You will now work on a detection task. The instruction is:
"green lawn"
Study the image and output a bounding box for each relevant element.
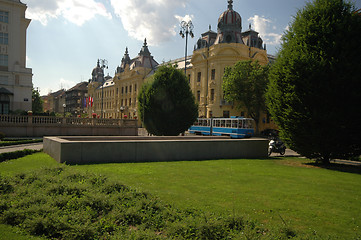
[1,153,360,239]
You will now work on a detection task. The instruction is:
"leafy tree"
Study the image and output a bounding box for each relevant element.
[32,88,43,114]
[138,65,198,136]
[266,0,361,164]
[223,60,269,133]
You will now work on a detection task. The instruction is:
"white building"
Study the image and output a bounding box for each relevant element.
[0,0,32,114]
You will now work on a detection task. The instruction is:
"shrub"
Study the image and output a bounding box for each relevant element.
[0,149,42,163]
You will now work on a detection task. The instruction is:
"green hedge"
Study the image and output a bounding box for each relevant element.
[0,139,43,147]
[0,149,42,163]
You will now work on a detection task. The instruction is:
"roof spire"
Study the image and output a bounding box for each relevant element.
[228,0,233,10]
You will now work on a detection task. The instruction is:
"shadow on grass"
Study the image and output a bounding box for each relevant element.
[305,162,361,175]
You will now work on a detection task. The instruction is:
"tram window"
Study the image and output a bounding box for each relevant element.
[231,120,238,128]
[226,120,231,128]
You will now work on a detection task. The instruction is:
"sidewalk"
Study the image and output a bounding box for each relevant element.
[0,143,43,154]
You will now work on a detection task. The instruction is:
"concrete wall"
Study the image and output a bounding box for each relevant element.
[44,136,269,164]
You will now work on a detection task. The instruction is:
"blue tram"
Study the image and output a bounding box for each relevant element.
[188,117,255,138]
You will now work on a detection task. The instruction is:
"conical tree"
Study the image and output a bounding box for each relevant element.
[266,0,361,163]
[138,65,198,136]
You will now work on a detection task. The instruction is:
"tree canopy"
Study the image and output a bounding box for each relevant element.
[223,60,269,133]
[138,65,198,136]
[266,0,361,163]
[32,88,43,114]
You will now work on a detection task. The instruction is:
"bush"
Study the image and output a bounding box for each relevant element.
[0,149,42,163]
[0,132,5,141]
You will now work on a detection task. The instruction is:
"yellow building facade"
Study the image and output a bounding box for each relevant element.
[189,0,276,132]
[87,0,276,132]
[87,40,158,119]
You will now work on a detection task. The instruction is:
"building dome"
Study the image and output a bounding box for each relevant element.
[91,59,104,82]
[215,0,243,44]
[218,3,241,28]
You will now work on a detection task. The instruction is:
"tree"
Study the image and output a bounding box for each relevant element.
[138,65,198,136]
[32,88,43,114]
[222,60,269,133]
[266,0,361,164]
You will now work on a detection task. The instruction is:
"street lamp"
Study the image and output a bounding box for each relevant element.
[120,106,125,119]
[99,59,108,119]
[179,20,194,75]
[63,103,66,118]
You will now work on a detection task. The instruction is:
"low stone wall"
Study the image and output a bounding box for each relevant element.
[44,136,269,164]
[0,115,138,137]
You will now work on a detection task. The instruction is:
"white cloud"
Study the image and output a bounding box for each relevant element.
[248,15,283,45]
[25,0,111,26]
[110,0,190,45]
[59,78,76,90]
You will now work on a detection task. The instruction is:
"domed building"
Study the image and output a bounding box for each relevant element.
[87,39,158,119]
[189,0,275,131]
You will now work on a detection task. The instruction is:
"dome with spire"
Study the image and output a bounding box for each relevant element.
[91,59,104,82]
[218,0,242,28]
[215,0,243,44]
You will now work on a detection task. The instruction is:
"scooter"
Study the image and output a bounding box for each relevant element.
[268,137,286,156]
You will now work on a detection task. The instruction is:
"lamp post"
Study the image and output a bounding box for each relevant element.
[99,59,108,118]
[63,103,66,118]
[120,106,124,119]
[179,20,194,75]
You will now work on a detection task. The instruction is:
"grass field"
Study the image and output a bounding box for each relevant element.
[1,153,360,239]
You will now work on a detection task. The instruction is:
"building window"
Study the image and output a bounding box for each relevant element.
[0,54,8,67]
[211,69,215,80]
[125,99,127,106]
[134,84,137,92]
[0,33,8,45]
[121,99,123,106]
[121,87,124,94]
[125,86,128,93]
[188,74,191,83]
[129,85,132,93]
[0,75,8,84]
[129,98,132,106]
[0,11,9,23]
[208,111,213,118]
[197,90,200,102]
[197,72,201,82]
[223,111,230,118]
[210,89,214,101]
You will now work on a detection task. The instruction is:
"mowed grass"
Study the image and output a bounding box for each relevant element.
[1,153,360,239]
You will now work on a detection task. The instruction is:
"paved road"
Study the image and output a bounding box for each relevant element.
[0,143,43,154]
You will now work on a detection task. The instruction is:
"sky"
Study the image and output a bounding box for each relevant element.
[22,0,361,96]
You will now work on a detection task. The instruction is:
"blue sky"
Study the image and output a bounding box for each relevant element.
[22,0,361,95]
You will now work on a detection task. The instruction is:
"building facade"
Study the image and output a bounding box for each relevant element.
[42,89,66,114]
[0,0,32,114]
[65,82,88,117]
[188,0,276,131]
[87,39,158,119]
[86,0,276,132]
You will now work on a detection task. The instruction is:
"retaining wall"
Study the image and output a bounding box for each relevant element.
[44,136,269,164]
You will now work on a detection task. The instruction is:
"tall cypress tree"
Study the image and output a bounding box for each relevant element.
[138,65,198,136]
[266,0,361,163]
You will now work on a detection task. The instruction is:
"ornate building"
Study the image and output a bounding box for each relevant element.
[0,0,32,114]
[189,0,275,131]
[87,0,276,131]
[87,39,158,119]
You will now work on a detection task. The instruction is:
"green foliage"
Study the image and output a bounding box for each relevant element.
[138,65,198,136]
[0,139,43,147]
[0,149,42,163]
[0,166,279,239]
[32,88,43,115]
[223,60,269,133]
[266,0,361,163]
[0,132,4,141]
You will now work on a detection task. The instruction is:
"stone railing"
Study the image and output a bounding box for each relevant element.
[0,115,136,127]
[0,115,138,137]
